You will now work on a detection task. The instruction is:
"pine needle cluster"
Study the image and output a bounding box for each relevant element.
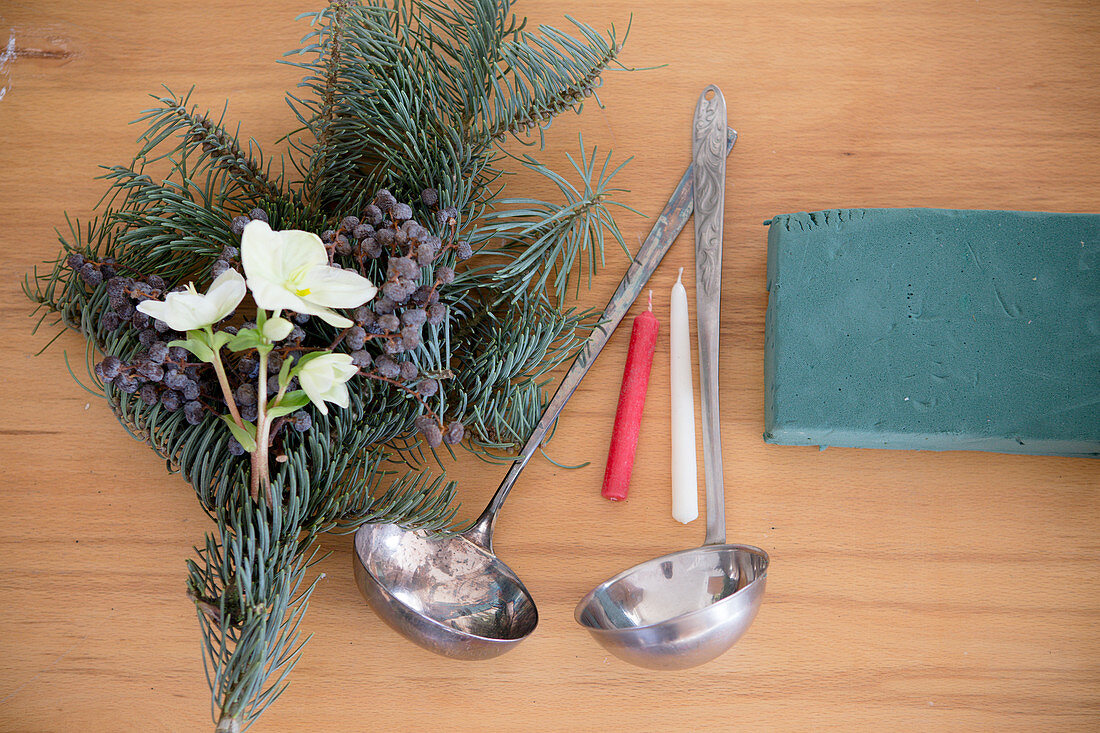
[24,1,633,729]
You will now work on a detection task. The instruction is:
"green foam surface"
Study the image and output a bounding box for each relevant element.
[764,208,1100,457]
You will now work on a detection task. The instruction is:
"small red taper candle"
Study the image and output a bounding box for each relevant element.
[601,292,660,501]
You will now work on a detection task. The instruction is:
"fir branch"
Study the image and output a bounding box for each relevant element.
[26,2,638,729]
[474,138,638,302]
[132,87,284,203]
[482,16,627,142]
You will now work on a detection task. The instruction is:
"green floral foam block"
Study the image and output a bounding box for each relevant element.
[764,208,1099,457]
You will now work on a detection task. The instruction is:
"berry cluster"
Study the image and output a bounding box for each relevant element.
[66,188,468,453]
[323,188,467,448]
[93,346,210,425]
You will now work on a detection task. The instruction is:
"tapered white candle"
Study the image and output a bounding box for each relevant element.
[670,268,699,524]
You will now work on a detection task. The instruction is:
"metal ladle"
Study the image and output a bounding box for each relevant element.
[574,86,769,670]
[353,130,737,659]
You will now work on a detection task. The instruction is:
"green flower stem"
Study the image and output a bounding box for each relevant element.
[206,327,244,430]
[249,310,276,506]
[252,350,272,505]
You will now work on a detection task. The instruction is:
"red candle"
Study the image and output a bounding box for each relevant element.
[602,293,660,501]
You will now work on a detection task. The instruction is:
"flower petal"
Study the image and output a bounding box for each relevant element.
[277,229,328,270]
[299,267,378,309]
[297,352,356,414]
[205,269,247,323]
[240,220,281,283]
[137,285,220,331]
[262,316,294,342]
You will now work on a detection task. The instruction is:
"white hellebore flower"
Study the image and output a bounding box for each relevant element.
[297,353,359,415]
[136,269,246,332]
[241,220,377,328]
[262,316,294,343]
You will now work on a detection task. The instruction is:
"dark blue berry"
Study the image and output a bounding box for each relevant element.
[181,380,201,401]
[100,356,122,379]
[375,355,400,379]
[346,326,367,351]
[100,312,123,331]
[160,390,182,411]
[291,411,312,432]
[363,204,383,226]
[165,371,189,391]
[184,400,204,425]
[148,342,169,364]
[116,373,139,394]
[400,308,426,327]
[139,384,160,405]
[426,304,446,325]
[388,257,419,280]
[353,306,374,326]
[234,383,257,406]
[377,314,400,332]
[400,324,422,349]
[137,361,164,382]
[415,416,442,447]
[79,263,103,287]
[374,190,396,213]
[443,421,465,445]
[139,329,158,348]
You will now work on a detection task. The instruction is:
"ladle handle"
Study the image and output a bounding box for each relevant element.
[692,85,728,547]
[464,128,739,551]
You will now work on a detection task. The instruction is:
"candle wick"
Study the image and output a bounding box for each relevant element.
[677,267,683,285]
[647,290,653,311]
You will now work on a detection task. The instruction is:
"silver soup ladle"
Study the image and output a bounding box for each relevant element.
[574,85,769,670]
[353,129,737,660]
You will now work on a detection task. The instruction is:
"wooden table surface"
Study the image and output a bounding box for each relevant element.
[2,1,1098,731]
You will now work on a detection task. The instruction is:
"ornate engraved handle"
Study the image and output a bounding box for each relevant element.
[692,84,728,547]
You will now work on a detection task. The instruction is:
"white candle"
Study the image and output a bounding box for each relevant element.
[670,268,699,524]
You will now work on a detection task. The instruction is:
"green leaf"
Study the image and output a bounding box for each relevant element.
[227,328,265,353]
[219,414,257,452]
[266,390,311,419]
[210,330,233,351]
[170,337,214,363]
[276,352,294,388]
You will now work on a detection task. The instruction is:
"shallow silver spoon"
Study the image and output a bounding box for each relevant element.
[354,129,738,660]
[574,85,768,670]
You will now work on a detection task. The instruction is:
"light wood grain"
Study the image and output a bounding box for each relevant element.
[2,1,1099,731]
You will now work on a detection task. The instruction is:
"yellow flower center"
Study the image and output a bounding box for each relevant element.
[287,263,314,299]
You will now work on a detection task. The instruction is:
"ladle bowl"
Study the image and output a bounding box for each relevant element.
[574,543,768,670]
[354,522,537,659]
[352,129,737,659]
